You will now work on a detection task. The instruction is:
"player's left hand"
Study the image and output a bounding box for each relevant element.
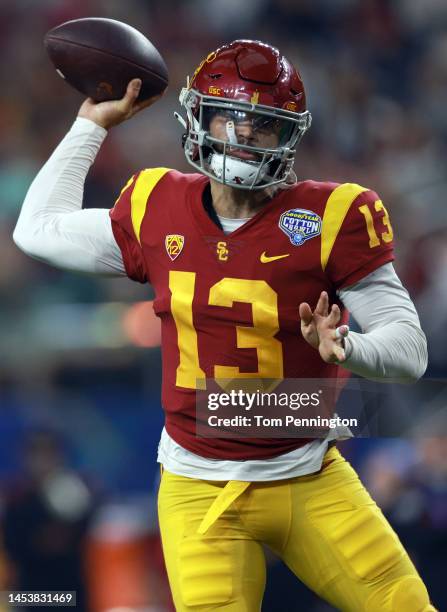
[299,291,349,364]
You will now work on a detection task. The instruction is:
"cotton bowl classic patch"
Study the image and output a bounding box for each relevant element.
[279,209,322,246]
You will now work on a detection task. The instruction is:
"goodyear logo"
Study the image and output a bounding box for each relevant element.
[279,209,321,246]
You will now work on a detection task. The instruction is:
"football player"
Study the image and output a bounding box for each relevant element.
[14,41,435,611]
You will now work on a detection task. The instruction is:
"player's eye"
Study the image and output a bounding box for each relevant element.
[203,107,295,145]
[203,109,232,128]
[252,117,278,132]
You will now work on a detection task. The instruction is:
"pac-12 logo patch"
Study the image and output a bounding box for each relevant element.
[279,209,322,246]
[165,234,184,261]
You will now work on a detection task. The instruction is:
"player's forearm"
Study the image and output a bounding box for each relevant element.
[14,117,106,240]
[342,321,427,383]
[338,263,428,383]
[12,118,126,275]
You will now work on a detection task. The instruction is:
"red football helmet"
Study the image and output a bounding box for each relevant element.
[176,40,312,190]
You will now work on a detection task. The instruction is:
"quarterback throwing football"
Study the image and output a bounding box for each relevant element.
[14,41,435,611]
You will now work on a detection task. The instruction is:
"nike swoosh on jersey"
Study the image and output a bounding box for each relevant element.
[260,252,290,263]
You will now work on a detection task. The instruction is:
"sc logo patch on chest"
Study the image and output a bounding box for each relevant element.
[279,209,322,246]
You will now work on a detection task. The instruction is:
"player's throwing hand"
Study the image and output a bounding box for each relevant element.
[299,291,349,364]
[78,78,164,130]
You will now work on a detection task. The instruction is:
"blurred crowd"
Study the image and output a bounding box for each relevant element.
[0,0,446,610]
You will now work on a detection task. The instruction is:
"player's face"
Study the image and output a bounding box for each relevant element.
[208,110,284,161]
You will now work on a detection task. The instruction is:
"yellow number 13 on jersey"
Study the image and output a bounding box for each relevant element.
[169,271,284,389]
[358,199,393,248]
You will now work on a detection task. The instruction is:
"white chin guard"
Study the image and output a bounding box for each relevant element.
[209,153,268,187]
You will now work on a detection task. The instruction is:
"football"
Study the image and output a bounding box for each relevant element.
[44,17,168,102]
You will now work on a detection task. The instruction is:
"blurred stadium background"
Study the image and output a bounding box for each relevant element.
[0,0,446,610]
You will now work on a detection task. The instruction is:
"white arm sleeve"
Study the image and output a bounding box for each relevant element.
[338,263,428,383]
[13,117,126,275]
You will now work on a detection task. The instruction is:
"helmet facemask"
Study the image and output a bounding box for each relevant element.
[177,87,312,190]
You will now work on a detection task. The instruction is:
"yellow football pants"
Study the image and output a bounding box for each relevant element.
[158,446,436,611]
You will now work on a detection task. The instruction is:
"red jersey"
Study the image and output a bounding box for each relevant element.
[110,169,394,459]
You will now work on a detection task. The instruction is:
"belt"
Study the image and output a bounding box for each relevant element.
[197,443,338,535]
[198,480,251,535]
